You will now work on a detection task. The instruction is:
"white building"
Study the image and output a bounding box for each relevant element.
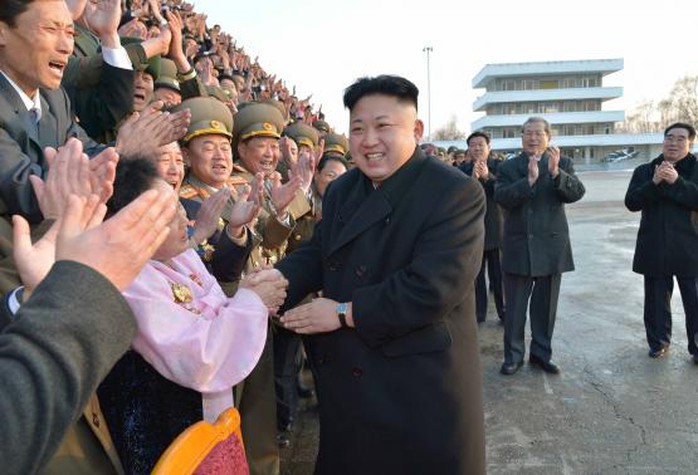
[438,58,669,164]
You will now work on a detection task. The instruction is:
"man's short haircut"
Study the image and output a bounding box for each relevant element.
[522,116,551,136]
[106,157,160,217]
[343,75,419,112]
[664,122,696,141]
[466,131,491,146]
[0,0,32,27]
[318,154,349,172]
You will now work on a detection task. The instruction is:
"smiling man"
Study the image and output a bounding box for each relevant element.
[276,75,486,474]
[0,0,102,223]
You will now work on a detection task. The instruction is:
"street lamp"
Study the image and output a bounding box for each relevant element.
[422,46,433,141]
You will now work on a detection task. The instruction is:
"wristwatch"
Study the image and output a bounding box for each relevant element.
[336,302,349,328]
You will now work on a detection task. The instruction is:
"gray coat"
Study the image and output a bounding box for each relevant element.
[0,74,100,223]
[277,149,487,475]
[495,152,585,276]
[0,261,136,475]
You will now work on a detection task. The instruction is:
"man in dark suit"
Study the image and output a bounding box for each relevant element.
[1,177,177,475]
[276,75,486,474]
[495,116,585,375]
[460,131,505,323]
[625,122,698,362]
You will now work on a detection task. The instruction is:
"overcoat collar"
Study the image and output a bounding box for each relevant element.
[328,147,427,256]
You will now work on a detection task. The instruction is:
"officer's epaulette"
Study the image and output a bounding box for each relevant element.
[179,184,200,199]
[227,175,249,187]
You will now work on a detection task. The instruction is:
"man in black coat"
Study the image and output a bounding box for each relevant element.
[460,131,505,323]
[276,75,486,474]
[625,122,698,362]
[495,116,585,375]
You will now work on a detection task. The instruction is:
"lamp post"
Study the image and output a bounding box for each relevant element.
[422,46,433,141]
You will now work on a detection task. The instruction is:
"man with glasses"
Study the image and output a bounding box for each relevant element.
[625,122,698,362]
[495,117,586,376]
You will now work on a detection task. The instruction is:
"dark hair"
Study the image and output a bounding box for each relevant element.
[343,75,419,111]
[106,157,160,217]
[664,122,696,141]
[0,0,32,27]
[466,131,491,146]
[318,154,349,172]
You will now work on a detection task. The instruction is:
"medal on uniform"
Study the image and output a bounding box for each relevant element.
[171,282,193,303]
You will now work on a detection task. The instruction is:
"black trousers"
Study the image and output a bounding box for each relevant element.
[273,326,302,430]
[643,275,698,356]
[502,273,561,364]
[475,248,505,322]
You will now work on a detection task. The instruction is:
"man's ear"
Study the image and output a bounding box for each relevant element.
[0,22,9,47]
[181,146,191,167]
[414,119,425,142]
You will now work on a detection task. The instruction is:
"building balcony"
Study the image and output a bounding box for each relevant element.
[471,110,625,131]
[473,87,623,111]
[472,58,624,89]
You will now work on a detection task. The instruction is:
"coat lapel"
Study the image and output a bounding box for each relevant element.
[327,148,428,256]
[328,174,390,256]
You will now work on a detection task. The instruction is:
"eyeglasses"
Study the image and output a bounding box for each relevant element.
[522,131,547,139]
[664,134,689,144]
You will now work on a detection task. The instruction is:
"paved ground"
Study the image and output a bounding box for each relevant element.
[280,169,698,474]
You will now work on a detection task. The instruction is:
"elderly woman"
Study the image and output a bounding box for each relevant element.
[98,158,286,474]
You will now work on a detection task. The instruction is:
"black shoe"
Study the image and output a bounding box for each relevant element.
[276,433,291,449]
[500,361,523,375]
[648,346,669,358]
[529,355,560,374]
[692,354,698,365]
[298,385,315,399]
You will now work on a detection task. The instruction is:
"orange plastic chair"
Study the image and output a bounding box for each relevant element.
[151,407,248,475]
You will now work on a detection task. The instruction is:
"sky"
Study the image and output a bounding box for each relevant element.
[194,0,698,138]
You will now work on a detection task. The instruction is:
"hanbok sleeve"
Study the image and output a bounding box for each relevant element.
[123,253,268,392]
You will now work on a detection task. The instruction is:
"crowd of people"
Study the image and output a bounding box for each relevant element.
[1,0,697,474]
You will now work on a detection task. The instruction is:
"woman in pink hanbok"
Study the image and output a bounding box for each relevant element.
[97,159,287,474]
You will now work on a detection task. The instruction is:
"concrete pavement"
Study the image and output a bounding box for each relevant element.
[281,170,698,474]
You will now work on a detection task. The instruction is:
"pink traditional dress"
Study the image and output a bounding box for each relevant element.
[97,248,268,473]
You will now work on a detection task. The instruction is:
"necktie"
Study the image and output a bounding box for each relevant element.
[28,108,39,137]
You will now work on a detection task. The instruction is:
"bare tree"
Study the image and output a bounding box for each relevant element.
[432,116,466,141]
[621,75,698,131]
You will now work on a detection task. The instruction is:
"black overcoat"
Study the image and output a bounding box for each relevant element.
[625,153,698,277]
[495,152,585,277]
[460,158,503,250]
[277,148,486,474]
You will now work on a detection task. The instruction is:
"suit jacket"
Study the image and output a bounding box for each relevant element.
[0,74,100,223]
[0,261,136,475]
[625,153,698,277]
[495,152,585,277]
[276,149,487,474]
[460,158,503,250]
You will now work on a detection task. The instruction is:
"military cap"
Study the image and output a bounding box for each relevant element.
[283,122,319,150]
[205,85,231,103]
[172,96,233,144]
[312,119,330,134]
[154,58,180,92]
[447,145,459,154]
[120,37,160,80]
[261,99,289,122]
[323,133,349,156]
[232,102,285,144]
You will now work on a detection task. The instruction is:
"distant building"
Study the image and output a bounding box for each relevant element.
[437,58,670,164]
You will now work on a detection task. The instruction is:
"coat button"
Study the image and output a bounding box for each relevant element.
[355,265,367,277]
[328,261,339,271]
[317,357,327,366]
[352,367,363,377]
[294,234,302,241]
